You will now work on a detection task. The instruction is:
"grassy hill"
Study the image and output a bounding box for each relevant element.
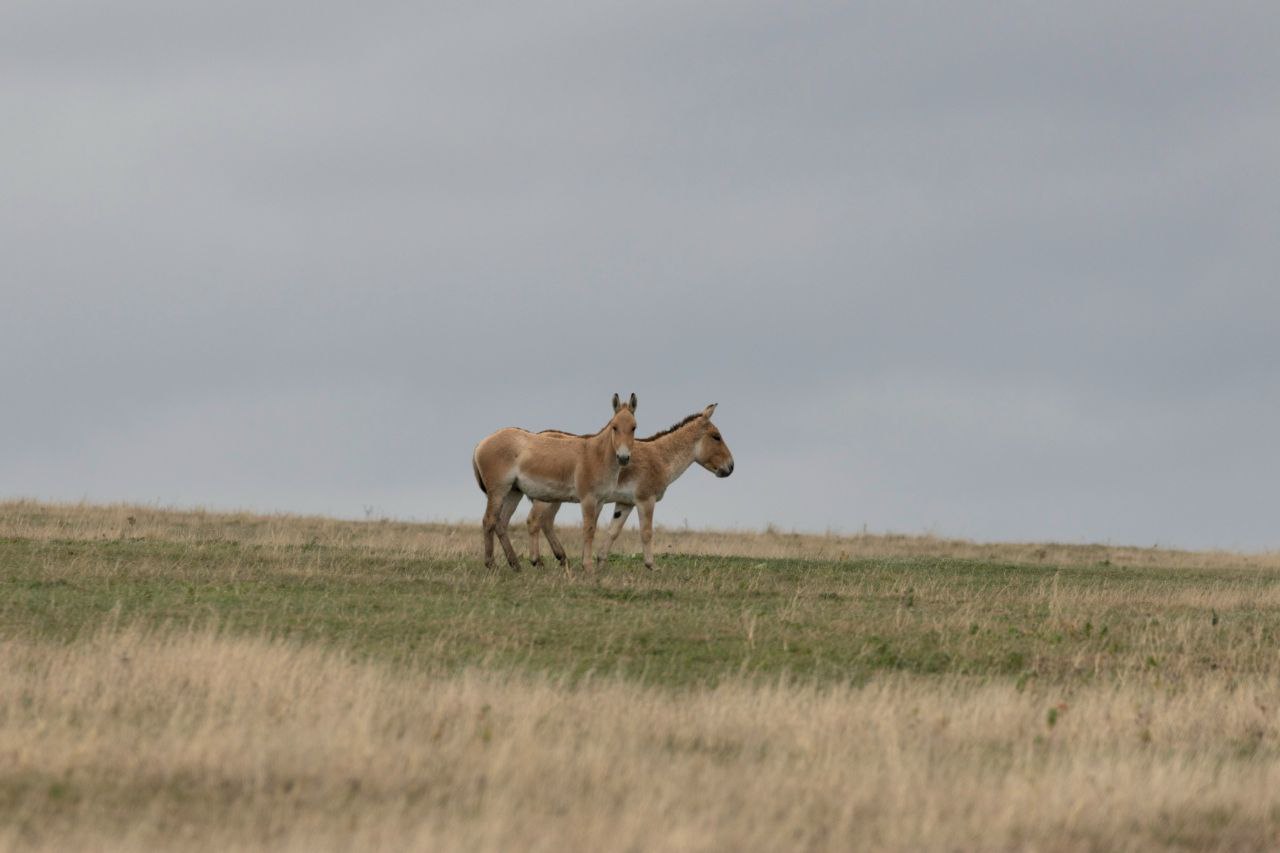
[3,501,1279,850]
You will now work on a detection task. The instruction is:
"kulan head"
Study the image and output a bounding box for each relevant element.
[693,403,734,477]
[609,392,638,465]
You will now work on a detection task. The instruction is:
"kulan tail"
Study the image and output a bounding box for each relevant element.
[472,451,487,494]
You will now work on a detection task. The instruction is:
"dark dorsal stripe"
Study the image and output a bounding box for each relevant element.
[638,412,703,443]
[537,427,604,438]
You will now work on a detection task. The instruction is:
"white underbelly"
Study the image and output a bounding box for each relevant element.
[516,474,576,502]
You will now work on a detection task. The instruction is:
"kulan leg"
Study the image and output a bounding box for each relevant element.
[580,497,601,575]
[637,498,657,570]
[526,502,546,567]
[539,501,568,567]
[598,503,634,564]
[494,490,524,570]
[482,489,511,569]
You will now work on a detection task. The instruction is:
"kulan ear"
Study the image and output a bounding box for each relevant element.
[612,393,621,413]
[702,403,717,418]
[628,392,638,412]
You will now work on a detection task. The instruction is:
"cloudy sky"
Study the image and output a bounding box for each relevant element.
[5,2,1279,549]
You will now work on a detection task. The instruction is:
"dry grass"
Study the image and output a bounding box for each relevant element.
[2,626,1278,852]
[4,499,1278,571]
[4,499,1280,850]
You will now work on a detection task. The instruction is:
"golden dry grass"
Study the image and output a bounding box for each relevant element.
[4,499,1280,851]
[2,626,1278,852]
[4,498,1278,571]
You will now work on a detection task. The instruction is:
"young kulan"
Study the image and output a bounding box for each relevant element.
[472,393,638,572]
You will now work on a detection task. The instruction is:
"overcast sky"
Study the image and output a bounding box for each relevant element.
[5,2,1279,549]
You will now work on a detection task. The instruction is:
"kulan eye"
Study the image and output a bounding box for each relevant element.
[712,434,722,442]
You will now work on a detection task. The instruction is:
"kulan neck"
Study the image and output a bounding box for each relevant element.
[587,425,619,467]
[648,421,701,486]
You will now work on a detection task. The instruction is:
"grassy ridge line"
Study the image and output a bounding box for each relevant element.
[2,626,1279,852]
[3,503,1280,686]
[5,498,1280,570]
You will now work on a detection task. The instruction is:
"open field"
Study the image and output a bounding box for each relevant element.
[3,500,1280,850]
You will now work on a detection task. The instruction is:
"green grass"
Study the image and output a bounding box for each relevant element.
[4,535,1279,687]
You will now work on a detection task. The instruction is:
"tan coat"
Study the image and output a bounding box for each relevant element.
[472,393,638,572]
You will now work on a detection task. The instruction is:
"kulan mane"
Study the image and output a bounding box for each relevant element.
[638,412,702,443]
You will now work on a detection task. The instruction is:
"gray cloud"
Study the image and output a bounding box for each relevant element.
[4,1,1279,548]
